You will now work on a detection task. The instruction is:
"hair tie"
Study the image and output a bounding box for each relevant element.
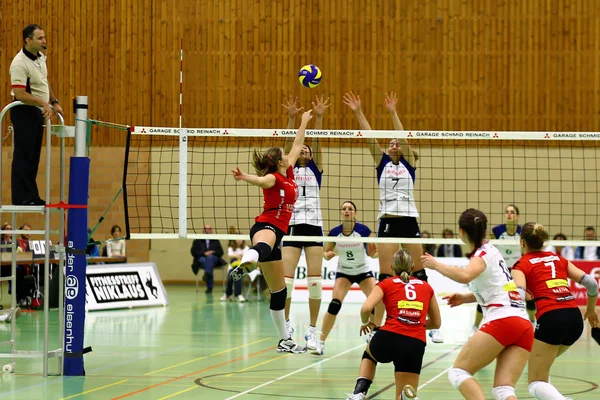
[474,217,480,222]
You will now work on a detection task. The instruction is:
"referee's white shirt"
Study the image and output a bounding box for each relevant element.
[10,48,50,103]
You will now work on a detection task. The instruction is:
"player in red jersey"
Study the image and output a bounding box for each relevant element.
[346,249,441,400]
[511,222,599,400]
[230,109,312,354]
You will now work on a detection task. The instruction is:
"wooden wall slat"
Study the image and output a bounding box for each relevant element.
[1,0,600,147]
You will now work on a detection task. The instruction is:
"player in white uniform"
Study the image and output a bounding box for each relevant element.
[311,201,377,356]
[281,95,330,350]
[422,208,533,400]
[343,91,443,343]
[472,204,533,332]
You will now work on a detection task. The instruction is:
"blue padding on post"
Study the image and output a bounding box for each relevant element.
[63,157,90,376]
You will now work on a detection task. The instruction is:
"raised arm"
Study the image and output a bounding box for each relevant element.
[385,92,416,167]
[343,92,383,165]
[311,95,329,168]
[282,96,304,153]
[287,110,313,166]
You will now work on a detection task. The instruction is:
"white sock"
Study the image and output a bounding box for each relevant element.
[241,249,258,264]
[529,381,565,400]
[270,308,289,340]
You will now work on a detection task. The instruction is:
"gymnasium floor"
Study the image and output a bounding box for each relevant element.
[0,286,597,400]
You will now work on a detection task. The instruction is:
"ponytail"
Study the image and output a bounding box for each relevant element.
[251,147,282,176]
[459,209,488,249]
[399,270,411,283]
[391,249,414,282]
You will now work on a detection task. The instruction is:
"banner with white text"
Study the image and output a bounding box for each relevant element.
[85,263,169,311]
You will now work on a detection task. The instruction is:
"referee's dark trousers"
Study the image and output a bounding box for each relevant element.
[10,105,44,205]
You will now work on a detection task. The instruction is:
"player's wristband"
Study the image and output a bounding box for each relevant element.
[361,320,370,327]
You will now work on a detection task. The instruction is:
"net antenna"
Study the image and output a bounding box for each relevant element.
[178,37,187,238]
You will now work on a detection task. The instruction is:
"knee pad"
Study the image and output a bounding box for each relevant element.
[492,385,515,400]
[528,381,555,398]
[270,287,287,311]
[362,351,377,364]
[253,242,273,262]
[285,277,294,298]
[378,273,392,282]
[307,276,322,300]
[448,368,473,390]
[526,299,536,311]
[327,299,342,315]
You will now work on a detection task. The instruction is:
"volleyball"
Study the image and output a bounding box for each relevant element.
[298,64,322,88]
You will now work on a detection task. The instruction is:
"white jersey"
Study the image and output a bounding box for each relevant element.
[491,224,522,269]
[290,160,323,227]
[470,243,528,323]
[376,153,419,219]
[329,222,372,275]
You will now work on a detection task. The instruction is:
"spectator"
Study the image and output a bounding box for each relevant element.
[17,224,32,252]
[106,225,126,257]
[421,230,436,256]
[221,227,250,302]
[545,233,574,260]
[86,228,100,257]
[190,224,226,294]
[1,222,14,252]
[575,226,600,260]
[436,228,463,257]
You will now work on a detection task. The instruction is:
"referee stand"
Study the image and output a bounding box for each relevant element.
[0,100,73,376]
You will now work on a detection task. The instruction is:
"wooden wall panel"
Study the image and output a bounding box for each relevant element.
[1,0,600,145]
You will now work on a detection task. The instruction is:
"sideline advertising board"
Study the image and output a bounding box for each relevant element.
[569,261,600,307]
[291,255,470,303]
[85,262,169,311]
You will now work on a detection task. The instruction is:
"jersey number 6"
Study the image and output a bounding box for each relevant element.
[405,284,416,300]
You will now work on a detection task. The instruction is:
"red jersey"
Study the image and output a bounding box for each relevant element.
[255,166,298,233]
[378,277,434,343]
[513,251,577,319]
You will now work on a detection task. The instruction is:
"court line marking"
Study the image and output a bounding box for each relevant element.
[367,344,462,399]
[88,345,187,373]
[111,345,277,399]
[236,354,289,374]
[63,339,271,400]
[59,380,129,400]
[223,343,365,400]
[0,345,188,398]
[417,366,452,391]
[144,337,270,375]
[156,385,198,400]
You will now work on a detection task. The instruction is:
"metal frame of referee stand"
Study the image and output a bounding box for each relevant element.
[0,101,72,377]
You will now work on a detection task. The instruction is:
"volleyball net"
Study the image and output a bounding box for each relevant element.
[123,126,600,249]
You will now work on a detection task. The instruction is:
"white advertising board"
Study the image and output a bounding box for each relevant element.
[291,255,470,303]
[85,262,169,311]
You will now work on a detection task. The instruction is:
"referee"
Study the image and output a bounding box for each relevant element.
[9,24,63,206]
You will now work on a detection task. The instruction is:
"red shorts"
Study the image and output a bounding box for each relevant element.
[480,316,534,352]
